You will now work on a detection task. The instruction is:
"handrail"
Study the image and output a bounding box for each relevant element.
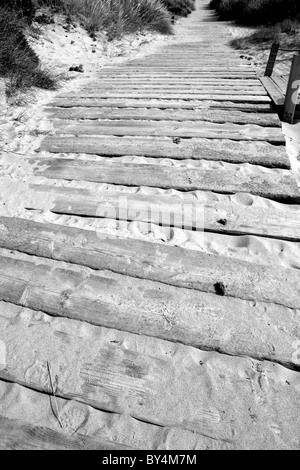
[265,43,300,76]
[264,42,300,124]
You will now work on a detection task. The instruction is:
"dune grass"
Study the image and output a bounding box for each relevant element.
[0,5,58,97]
[210,0,300,26]
[162,0,196,17]
[35,0,174,36]
[210,0,300,55]
[0,0,196,96]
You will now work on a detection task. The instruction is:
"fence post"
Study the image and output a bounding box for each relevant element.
[265,42,280,77]
[283,54,300,124]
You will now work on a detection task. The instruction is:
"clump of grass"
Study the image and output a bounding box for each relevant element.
[161,0,196,17]
[36,0,174,36]
[210,0,300,26]
[0,5,58,96]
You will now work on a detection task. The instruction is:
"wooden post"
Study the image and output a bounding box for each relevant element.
[283,54,300,124]
[265,42,280,77]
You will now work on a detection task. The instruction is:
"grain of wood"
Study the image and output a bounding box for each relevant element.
[1,216,300,313]
[50,98,274,112]
[38,136,290,168]
[26,184,300,241]
[30,158,299,201]
[47,107,281,126]
[260,77,285,106]
[0,299,299,446]
[52,119,284,144]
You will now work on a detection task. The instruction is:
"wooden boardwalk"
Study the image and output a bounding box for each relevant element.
[1,0,300,450]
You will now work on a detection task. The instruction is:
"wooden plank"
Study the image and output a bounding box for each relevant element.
[96,79,260,84]
[58,93,271,103]
[70,88,268,97]
[122,64,253,68]
[98,70,257,74]
[82,85,266,94]
[283,55,300,124]
[38,136,290,169]
[47,107,281,126]
[50,98,274,112]
[97,73,258,79]
[1,216,300,312]
[0,256,299,373]
[260,77,285,106]
[52,120,284,144]
[0,417,131,450]
[82,88,267,97]
[1,302,300,447]
[272,75,288,95]
[26,184,300,241]
[31,158,298,202]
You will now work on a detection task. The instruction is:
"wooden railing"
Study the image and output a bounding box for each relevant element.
[263,43,300,124]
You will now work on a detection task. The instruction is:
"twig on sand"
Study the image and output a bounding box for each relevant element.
[47,361,63,428]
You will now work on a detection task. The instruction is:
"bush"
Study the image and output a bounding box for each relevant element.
[0,6,58,95]
[35,0,174,36]
[210,0,300,26]
[161,0,196,17]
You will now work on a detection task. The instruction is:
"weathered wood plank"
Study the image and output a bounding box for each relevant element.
[0,417,131,450]
[31,158,298,201]
[82,85,266,95]
[38,136,290,169]
[120,64,252,68]
[52,119,284,144]
[47,107,281,126]
[96,79,260,85]
[97,73,258,79]
[50,98,274,112]
[260,77,285,106]
[69,88,268,97]
[272,75,288,95]
[28,184,300,242]
[1,216,300,312]
[1,301,300,445]
[58,93,271,103]
[0,256,299,372]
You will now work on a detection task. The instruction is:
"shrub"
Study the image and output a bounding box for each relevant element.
[0,6,58,95]
[161,0,196,17]
[35,0,174,36]
[210,0,300,26]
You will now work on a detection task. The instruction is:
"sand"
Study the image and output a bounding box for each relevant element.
[1,1,300,450]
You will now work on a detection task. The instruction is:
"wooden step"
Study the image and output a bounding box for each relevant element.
[50,98,275,112]
[1,216,300,312]
[46,107,281,126]
[0,299,299,446]
[31,158,298,202]
[52,119,284,144]
[67,88,268,96]
[95,79,260,85]
[58,92,271,103]
[81,86,267,95]
[25,184,300,241]
[260,77,285,106]
[38,136,290,169]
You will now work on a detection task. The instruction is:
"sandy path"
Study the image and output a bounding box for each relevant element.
[0,0,300,450]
